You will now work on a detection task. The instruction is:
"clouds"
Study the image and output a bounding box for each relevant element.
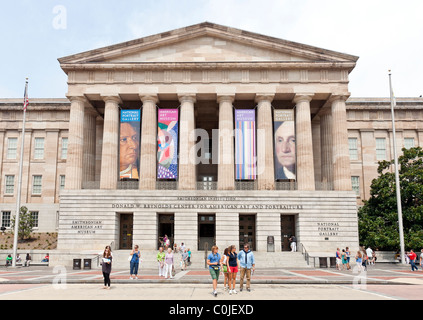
[1,0,422,98]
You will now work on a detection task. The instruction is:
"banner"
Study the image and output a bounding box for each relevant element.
[119,109,141,180]
[273,109,296,180]
[235,109,256,180]
[157,109,179,179]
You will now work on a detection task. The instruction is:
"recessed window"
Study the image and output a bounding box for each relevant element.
[5,175,15,194]
[348,138,358,160]
[375,138,386,160]
[34,138,45,159]
[7,138,18,159]
[32,175,42,195]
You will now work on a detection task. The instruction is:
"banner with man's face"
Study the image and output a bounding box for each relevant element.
[119,109,141,180]
[273,109,296,180]
[157,109,179,179]
[235,109,256,180]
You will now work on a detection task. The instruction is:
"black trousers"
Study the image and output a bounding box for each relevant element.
[103,272,111,287]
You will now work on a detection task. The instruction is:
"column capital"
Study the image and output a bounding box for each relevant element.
[178,94,196,104]
[293,93,314,104]
[101,95,122,104]
[255,93,274,103]
[67,95,88,104]
[328,94,349,103]
[217,94,235,104]
[140,94,159,104]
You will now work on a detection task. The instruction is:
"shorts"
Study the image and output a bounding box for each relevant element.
[229,266,238,273]
[209,267,220,280]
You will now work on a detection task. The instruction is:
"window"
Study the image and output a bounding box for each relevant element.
[376,138,386,160]
[2,212,11,228]
[404,138,415,149]
[7,137,18,159]
[60,175,65,190]
[5,175,14,194]
[32,175,42,194]
[348,138,358,160]
[61,137,68,159]
[351,176,360,196]
[30,211,39,228]
[34,137,45,159]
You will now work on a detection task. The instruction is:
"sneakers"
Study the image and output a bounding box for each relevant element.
[229,289,238,295]
[213,290,217,297]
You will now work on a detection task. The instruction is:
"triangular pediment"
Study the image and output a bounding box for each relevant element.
[59,22,358,67]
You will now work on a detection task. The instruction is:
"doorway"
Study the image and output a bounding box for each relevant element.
[281,215,296,251]
[198,214,215,250]
[119,213,133,249]
[239,215,256,251]
[158,214,174,249]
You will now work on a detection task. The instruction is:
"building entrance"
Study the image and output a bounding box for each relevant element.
[119,213,133,249]
[198,214,215,250]
[158,214,174,249]
[281,215,296,251]
[239,214,256,250]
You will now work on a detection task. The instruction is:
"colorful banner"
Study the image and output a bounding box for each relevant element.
[235,109,256,180]
[119,109,141,180]
[273,109,296,180]
[157,109,179,179]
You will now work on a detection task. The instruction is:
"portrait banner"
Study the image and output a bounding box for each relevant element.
[273,109,296,180]
[119,109,141,180]
[157,109,179,179]
[235,109,256,180]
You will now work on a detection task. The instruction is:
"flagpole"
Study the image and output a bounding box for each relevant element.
[12,78,28,267]
[388,71,405,264]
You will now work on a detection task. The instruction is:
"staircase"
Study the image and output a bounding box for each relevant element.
[106,250,310,270]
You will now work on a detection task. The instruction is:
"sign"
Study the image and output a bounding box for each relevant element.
[119,109,141,180]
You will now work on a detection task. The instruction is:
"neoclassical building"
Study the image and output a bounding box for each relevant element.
[1,23,422,254]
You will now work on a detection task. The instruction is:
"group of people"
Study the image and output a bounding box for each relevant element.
[156,243,191,279]
[335,246,377,271]
[207,243,255,297]
[5,253,45,267]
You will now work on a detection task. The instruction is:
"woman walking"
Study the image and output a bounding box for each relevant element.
[355,251,363,272]
[129,245,141,279]
[164,247,174,279]
[101,246,112,289]
[157,246,166,277]
[228,245,239,295]
[221,247,230,291]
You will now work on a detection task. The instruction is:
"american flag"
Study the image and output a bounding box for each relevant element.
[23,79,29,111]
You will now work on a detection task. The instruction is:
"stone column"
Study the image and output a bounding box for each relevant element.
[294,94,315,190]
[178,94,196,190]
[331,96,352,191]
[100,96,120,190]
[217,95,235,190]
[139,95,158,190]
[256,94,275,190]
[65,96,86,190]
[83,110,97,184]
[320,108,333,189]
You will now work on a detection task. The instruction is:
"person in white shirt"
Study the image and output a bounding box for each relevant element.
[366,247,374,265]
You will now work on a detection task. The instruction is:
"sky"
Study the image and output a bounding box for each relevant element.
[1,0,422,99]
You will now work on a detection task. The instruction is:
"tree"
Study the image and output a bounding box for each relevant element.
[358,147,423,251]
[11,206,35,241]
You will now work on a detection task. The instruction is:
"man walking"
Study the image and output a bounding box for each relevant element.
[238,243,255,292]
[408,250,418,271]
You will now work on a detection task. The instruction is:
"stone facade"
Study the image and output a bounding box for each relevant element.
[1,23,422,254]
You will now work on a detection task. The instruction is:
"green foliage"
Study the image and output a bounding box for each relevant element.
[358,147,423,250]
[11,206,35,241]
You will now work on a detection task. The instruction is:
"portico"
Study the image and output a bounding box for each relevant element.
[57,22,359,253]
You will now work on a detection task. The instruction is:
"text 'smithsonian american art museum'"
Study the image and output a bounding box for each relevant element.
[1,23,422,260]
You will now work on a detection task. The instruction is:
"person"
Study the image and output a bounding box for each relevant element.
[25,253,31,267]
[335,248,342,270]
[187,248,192,266]
[41,253,49,262]
[164,235,170,248]
[366,247,374,265]
[16,254,22,265]
[341,249,348,270]
[164,247,174,279]
[157,246,166,277]
[129,245,141,279]
[238,243,255,292]
[180,242,186,253]
[289,235,297,252]
[345,247,351,270]
[119,121,140,179]
[207,245,222,297]
[181,249,189,271]
[361,250,368,271]
[372,250,377,265]
[228,245,239,295]
[173,243,178,254]
[5,254,12,266]
[408,250,418,271]
[355,251,363,272]
[221,247,230,291]
[274,119,296,180]
[101,246,112,289]
[420,249,423,271]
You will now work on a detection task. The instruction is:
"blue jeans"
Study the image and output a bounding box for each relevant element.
[410,260,418,271]
[130,262,139,275]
